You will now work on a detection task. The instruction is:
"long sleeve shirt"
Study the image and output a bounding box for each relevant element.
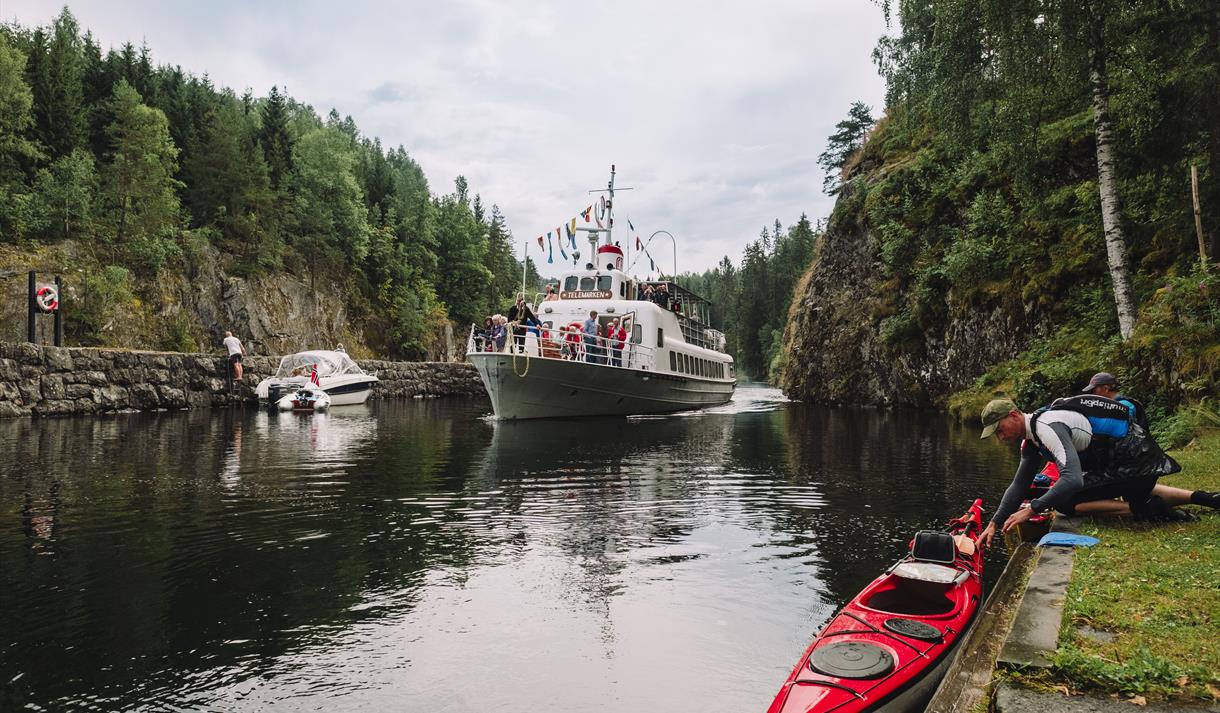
[991,411,1092,526]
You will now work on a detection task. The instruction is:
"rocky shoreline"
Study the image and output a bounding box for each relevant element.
[0,342,485,418]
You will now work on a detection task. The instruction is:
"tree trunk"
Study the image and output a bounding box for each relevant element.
[1090,49,1137,339]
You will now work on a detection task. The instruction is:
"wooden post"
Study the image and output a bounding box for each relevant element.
[27,271,36,343]
[53,275,63,346]
[1192,165,1209,271]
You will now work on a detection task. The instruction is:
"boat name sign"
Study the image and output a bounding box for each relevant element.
[560,290,613,300]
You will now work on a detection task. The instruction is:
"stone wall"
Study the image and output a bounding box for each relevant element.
[0,342,486,418]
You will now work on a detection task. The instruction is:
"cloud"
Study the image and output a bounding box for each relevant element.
[4,0,888,277]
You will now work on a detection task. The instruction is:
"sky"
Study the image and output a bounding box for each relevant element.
[2,1,890,277]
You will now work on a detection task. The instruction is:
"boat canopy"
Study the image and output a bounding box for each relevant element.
[273,350,368,379]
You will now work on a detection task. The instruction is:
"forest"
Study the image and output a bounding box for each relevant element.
[779,0,1220,437]
[0,8,537,358]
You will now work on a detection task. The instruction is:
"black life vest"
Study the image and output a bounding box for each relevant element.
[1029,394,1178,489]
[1029,395,1131,454]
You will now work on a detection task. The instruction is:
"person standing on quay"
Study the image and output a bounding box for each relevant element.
[223,331,246,380]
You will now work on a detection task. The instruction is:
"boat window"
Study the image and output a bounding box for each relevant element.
[579,276,595,290]
[657,328,663,347]
[619,282,625,297]
[684,354,690,373]
[632,324,642,343]
[564,276,578,291]
[699,360,705,377]
[597,275,612,291]
[670,352,676,371]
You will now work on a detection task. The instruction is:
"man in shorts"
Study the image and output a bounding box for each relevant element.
[223,331,246,380]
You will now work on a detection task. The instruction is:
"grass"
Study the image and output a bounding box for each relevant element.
[1047,430,1220,703]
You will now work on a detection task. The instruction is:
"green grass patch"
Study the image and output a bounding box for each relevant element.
[1049,431,1220,702]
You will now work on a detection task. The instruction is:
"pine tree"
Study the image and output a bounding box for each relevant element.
[259,85,293,189]
[29,8,87,160]
[817,102,874,194]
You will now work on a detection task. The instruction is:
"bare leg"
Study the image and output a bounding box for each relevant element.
[1149,485,1196,506]
[1073,499,1133,517]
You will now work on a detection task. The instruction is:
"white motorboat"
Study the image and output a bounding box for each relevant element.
[255,348,379,406]
[276,385,332,411]
[466,166,736,420]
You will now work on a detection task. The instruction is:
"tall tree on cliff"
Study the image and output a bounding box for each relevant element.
[259,85,293,190]
[100,80,182,270]
[817,102,874,194]
[28,8,87,161]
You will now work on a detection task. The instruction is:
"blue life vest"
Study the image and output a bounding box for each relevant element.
[1029,394,1132,455]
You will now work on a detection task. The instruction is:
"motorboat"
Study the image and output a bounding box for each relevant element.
[276,385,331,411]
[255,348,379,406]
[766,499,987,713]
[466,166,736,420]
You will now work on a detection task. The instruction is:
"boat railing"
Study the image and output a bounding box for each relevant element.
[465,324,657,371]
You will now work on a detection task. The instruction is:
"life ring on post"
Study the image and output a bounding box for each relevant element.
[35,285,59,313]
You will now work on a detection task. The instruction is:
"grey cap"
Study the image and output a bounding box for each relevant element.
[1082,372,1118,393]
[980,398,1018,439]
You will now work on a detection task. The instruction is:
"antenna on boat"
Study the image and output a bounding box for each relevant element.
[586,165,632,255]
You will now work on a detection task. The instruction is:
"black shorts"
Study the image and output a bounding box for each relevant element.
[228,354,242,364]
[1055,474,1160,516]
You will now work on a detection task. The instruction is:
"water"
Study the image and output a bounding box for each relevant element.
[0,386,1017,712]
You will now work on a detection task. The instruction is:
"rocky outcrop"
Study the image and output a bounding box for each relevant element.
[0,342,484,418]
[780,184,1031,406]
[0,242,455,361]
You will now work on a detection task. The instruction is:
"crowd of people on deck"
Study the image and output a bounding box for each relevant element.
[471,294,631,366]
[978,371,1220,544]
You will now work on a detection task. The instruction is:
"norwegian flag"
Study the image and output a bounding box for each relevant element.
[309,364,320,387]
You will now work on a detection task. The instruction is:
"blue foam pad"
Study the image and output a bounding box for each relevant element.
[1037,532,1100,548]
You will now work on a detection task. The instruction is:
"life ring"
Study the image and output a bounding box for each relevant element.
[35,285,59,313]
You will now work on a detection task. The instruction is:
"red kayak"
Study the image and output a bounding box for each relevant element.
[766,499,986,713]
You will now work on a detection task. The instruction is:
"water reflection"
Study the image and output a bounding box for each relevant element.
[0,388,1016,712]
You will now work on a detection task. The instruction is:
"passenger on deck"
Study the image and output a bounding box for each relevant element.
[507,294,539,353]
[640,284,654,302]
[490,315,507,351]
[476,316,494,351]
[544,284,559,301]
[565,323,583,360]
[583,311,600,363]
[611,319,627,367]
[654,283,670,309]
[608,318,622,366]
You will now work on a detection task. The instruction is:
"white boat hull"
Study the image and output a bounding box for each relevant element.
[470,353,733,420]
[257,375,378,406]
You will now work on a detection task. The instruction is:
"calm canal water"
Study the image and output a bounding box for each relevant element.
[0,386,1017,712]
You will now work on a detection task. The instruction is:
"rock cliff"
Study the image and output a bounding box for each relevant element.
[779,183,1033,407]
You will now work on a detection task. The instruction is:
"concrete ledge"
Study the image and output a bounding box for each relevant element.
[997,518,1079,669]
[925,543,1039,712]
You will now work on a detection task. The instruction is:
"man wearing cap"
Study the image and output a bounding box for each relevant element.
[976,394,1213,547]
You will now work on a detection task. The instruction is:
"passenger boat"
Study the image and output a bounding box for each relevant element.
[766,499,986,713]
[255,348,379,406]
[466,167,736,420]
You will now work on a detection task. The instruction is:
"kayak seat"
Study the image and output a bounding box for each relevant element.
[892,561,967,585]
[866,585,956,616]
[911,531,956,565]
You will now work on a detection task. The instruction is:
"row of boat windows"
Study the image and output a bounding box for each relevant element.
[564,275,619,294]
[669,351,726,379]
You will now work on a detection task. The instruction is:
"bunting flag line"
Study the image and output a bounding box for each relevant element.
[635,236,642,251]
[582,206,592,222]
[568,219,577,249]
[546,231,553,264]
[537,235,544,248]
[559,242,568,261]
[628,219,635,232]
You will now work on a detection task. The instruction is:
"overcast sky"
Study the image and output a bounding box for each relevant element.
[3,1,889,277]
